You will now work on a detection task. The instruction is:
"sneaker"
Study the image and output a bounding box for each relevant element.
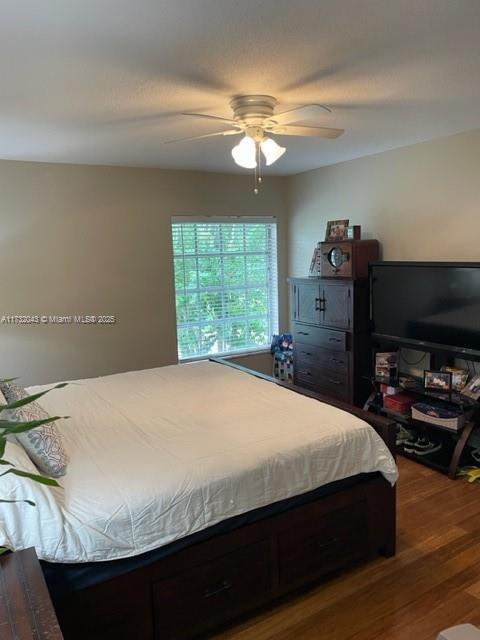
[414,438,442,456]
[403,434,420,453]
[396,425,416,446]
[471,448,480,464]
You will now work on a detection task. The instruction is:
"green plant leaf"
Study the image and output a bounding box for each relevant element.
[0,416,66,435]
[0,383,68,413]
[0,498,35,506]
[0,437,5,459]
[0,459,14,466]
[0,468,59,487]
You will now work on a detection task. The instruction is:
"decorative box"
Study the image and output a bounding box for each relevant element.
[319,239,379,279]
[383,392,416,415]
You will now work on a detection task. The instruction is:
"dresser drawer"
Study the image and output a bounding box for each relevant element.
[295,343,349,374]
[295,366,350,401]
[153,540,272,639]
[278,501,368,588]
[293,323,347,351]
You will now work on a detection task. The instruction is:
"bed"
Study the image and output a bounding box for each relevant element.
[2,358,398,640]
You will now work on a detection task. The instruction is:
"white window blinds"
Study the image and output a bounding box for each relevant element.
[172,217,279,360]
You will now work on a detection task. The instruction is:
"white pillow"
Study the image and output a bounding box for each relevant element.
[0,439,65,556]
[0,381,69,477]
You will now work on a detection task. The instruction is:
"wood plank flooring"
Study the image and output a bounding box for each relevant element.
[212,457,480,640]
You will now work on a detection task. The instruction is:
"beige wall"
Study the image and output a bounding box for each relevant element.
[287,129,480,277]
[0,160,288,385]
[3,128,479,385]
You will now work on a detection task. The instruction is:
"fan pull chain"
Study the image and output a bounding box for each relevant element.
[253,141,262,195]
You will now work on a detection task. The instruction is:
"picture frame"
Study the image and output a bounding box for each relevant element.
[424,369,452,394]
[346,225,361,240]
[308,242,322,277]
[441,366,469,392]
[462,374,480,401]
[325,219,349,241]
[375,351,398,385]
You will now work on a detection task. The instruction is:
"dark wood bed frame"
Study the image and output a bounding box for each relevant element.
[54,358,397,640]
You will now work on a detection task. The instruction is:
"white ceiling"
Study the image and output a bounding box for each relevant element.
[1,0,480,175]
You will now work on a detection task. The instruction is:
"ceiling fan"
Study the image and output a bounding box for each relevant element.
[166,95,344,193]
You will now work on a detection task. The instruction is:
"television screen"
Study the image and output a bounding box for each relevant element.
[370,263,480,355]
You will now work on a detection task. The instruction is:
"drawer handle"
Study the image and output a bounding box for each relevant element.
[298,370,312,376]
[204,579,232,599]
[331,358,344,365]
[328,337,342,343]
[297,331,309,336]
[313,536,339,551]
[300,351,312,356]
[328,378,342,385]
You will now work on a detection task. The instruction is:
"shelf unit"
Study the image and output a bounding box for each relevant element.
[365,391,478,479]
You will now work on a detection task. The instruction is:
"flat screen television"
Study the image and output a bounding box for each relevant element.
[370,262,480,357]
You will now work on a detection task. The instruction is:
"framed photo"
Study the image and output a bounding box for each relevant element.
[325,219,349,241]
[424,370,452,393]
[441,366,469,392]
[308,242,322,277]
[346,225,361,240]
[462,375,480,401]
[375,351,398,385]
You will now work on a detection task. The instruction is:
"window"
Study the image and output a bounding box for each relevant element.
[172,217,278,360]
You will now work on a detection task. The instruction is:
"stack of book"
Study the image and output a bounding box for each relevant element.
[411,401,465,431]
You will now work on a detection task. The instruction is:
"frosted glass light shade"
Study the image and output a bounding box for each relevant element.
[231,136,257,168]
[260,137,286,165]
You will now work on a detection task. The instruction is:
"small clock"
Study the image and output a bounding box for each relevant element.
[320,240,379,279]
[327,246,350,270]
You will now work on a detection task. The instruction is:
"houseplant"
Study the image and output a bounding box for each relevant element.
[0,380,67,553]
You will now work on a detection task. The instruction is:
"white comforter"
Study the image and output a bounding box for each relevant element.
[0,361,397,563]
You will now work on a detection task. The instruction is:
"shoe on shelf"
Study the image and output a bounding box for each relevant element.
[471,448,480,464]
[403,434,420,453]
[414,437,442,456]
[396,425,416,446]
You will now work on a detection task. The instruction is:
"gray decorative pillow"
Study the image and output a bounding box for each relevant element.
[0,381,68,477]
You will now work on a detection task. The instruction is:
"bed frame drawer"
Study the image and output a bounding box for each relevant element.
[278,501,369,588]
[293,323,347,351]
[152,540,272,639]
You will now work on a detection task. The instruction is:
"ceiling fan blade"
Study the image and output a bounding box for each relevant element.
[269,104,331,126]
[181,112,237,125]
[164,129,241,144]
[271,125,344,139]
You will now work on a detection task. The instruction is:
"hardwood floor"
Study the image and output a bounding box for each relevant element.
[212,457,480,640]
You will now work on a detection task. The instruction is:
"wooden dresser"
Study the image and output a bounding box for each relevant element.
[0,548,63,640]
[289,277,371,406]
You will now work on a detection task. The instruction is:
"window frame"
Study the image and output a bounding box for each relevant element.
[171,216,279,361]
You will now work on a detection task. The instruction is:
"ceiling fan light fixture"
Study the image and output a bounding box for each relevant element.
[231,135,257,169]
[260,137,286,166]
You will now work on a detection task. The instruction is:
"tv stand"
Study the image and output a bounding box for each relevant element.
[365,339,480,479]
[364,390,478,479]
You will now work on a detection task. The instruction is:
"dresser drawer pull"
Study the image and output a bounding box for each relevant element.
[312,536,339,551]
[298,370,312,376]
[328,337,342,343]
[204,579,232,599]
[297,331,309,336]
[328,378,342,385]
[300,350,313,356]
[331,358,344,365]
